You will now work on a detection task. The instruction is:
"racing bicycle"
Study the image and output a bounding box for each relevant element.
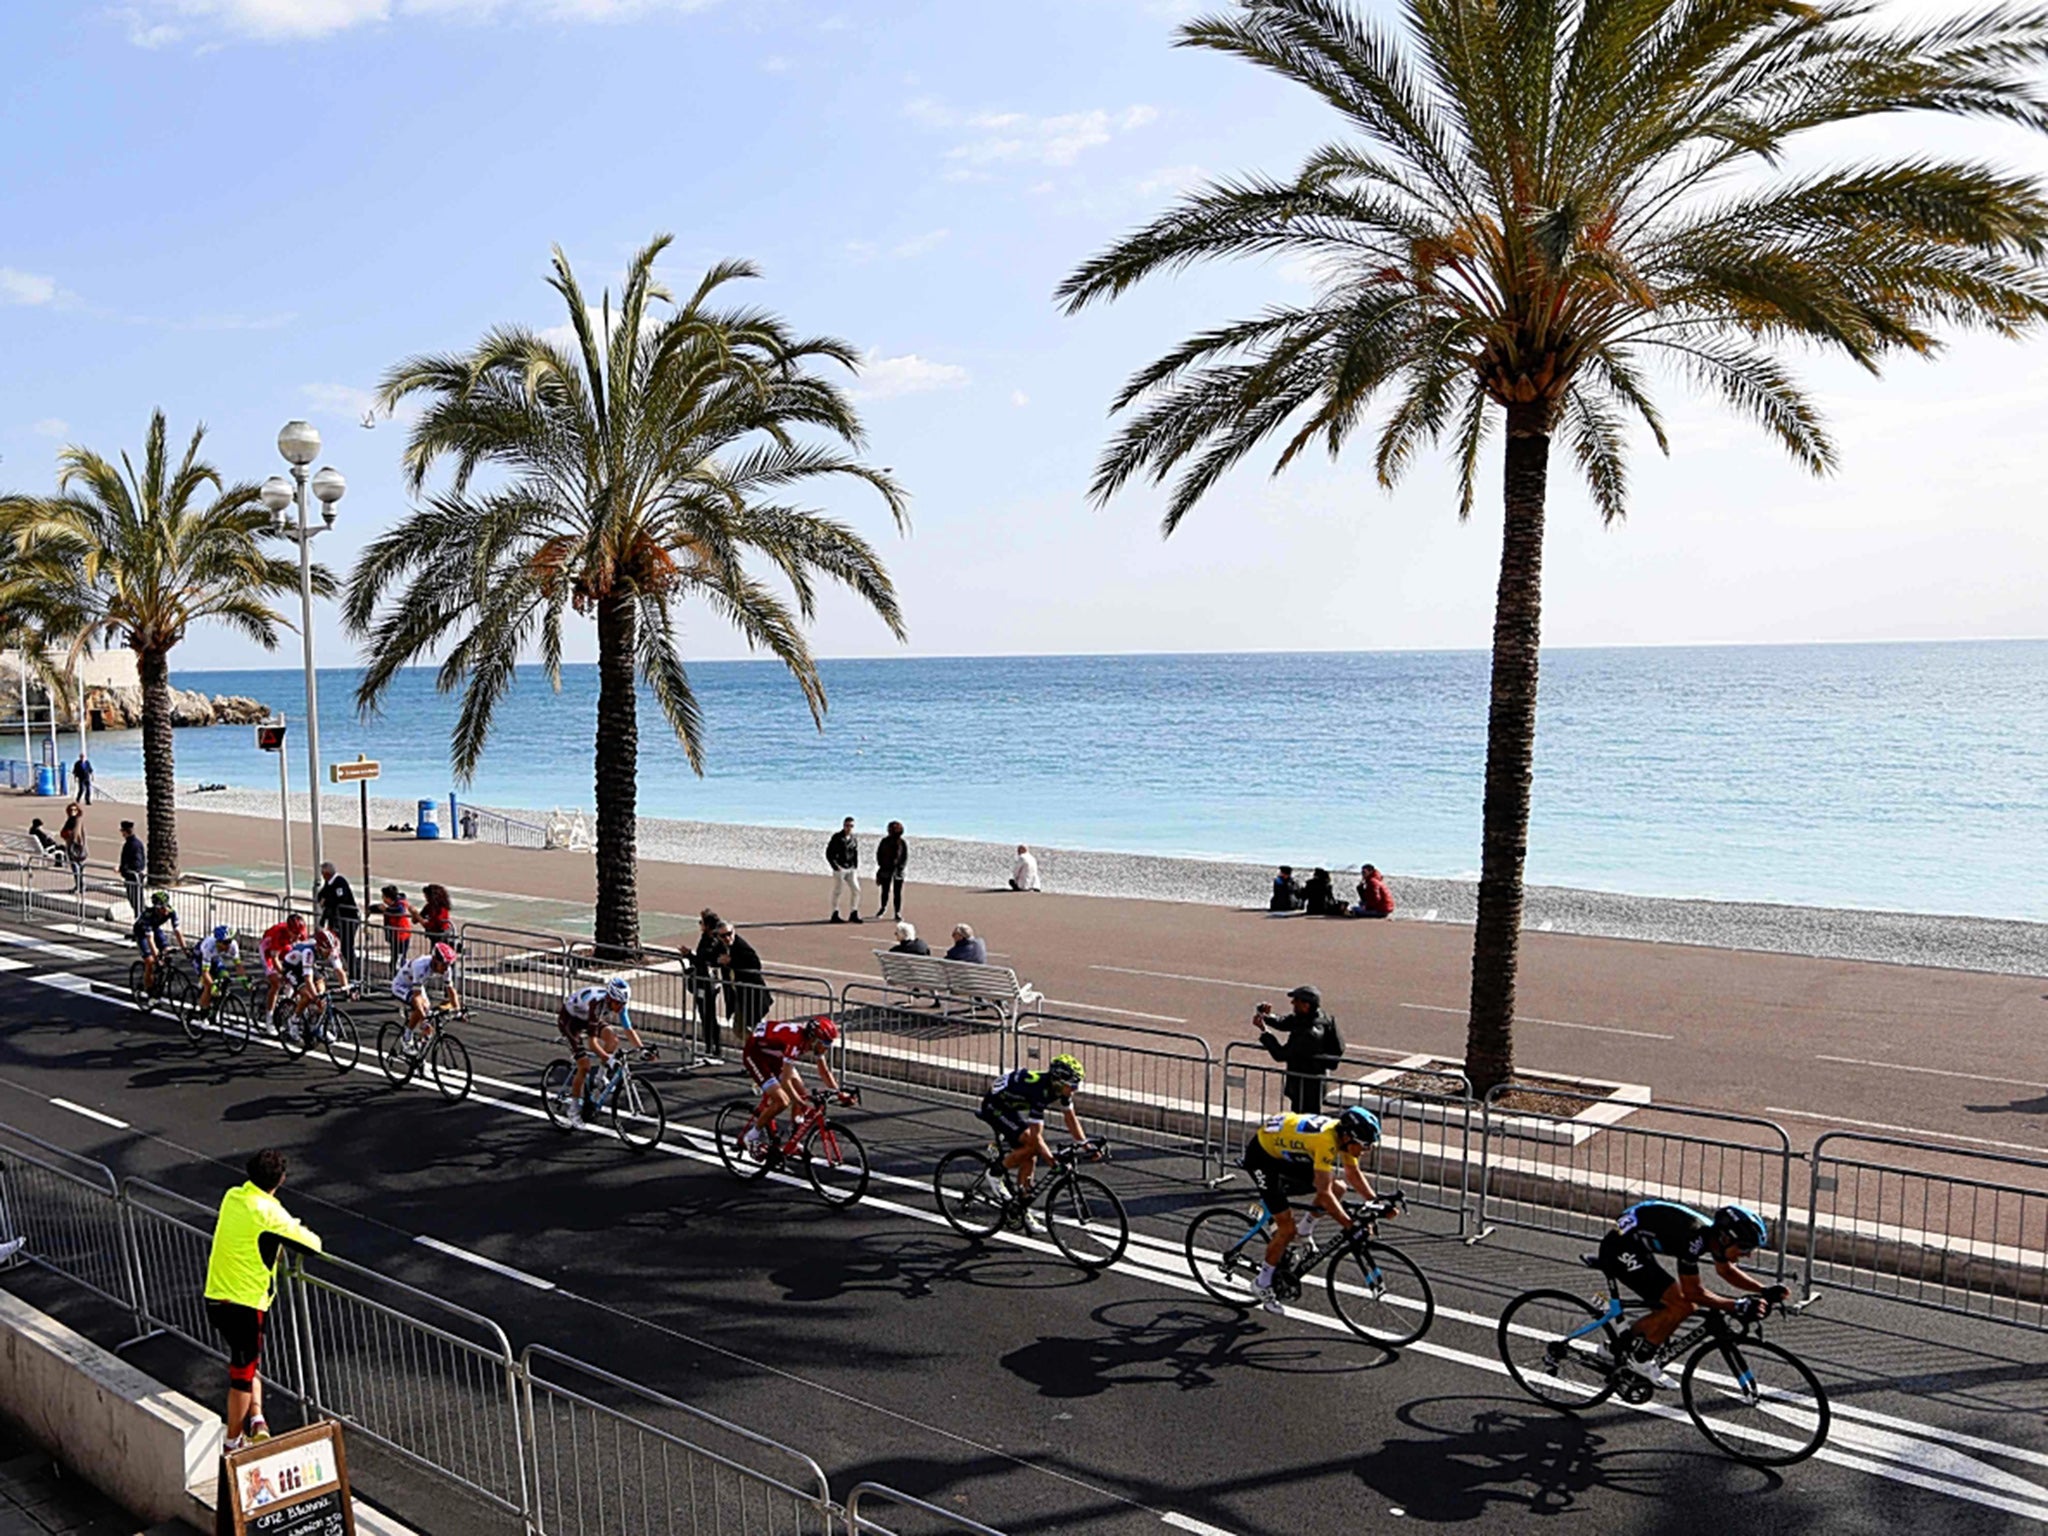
[1496,1254,1830,1466]
[714,1088,870,1207]
[376,1003,475,1103]
[933,1137,1129,1271]
[128,948,195,1021]
[1182,1191,1434,1347]
[176,958,255,1055]
[268,983,362,1074]
[542,1046,668,1152]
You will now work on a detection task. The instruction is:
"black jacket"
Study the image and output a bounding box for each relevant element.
[722,933,765,988]
[1258,1011,1343,1077]
[889,937,931,955]
[875,833,908,877]
[317,872,359,924]
[118,834,146,878]
[826,830,859,870]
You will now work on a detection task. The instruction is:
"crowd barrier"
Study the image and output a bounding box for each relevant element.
[844,1484,1008,1536]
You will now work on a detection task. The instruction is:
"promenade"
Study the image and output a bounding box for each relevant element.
[143,797,2048,1157]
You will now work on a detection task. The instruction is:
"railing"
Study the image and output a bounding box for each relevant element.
[835,983,1009,1111]
[844,1484,1009,1536]
[0,1124,135,1318]
[460,804,549,849]
[1017,1011,1217,1182]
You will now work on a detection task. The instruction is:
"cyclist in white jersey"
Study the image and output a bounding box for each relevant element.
[279,930,348,1040]
[556,979,653,1127]
[391,942,461,1039]
[196,926,241,1013]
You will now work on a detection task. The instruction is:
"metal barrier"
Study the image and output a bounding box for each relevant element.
[0,1125,135,1318]
[454,921,575,1024]
[522,1347,836,1536]
[835,983,1011,1113]
[122,1180,257,1364]
[463,805,548,849]
[1017,1011,1217,1183]
[844,1484,1008,1536]
[1803,1132,2048,1329]
[1475,1088,1795,1280]
[566,942,706,1063]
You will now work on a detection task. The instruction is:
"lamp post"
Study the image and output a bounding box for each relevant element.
[261,421,344,900]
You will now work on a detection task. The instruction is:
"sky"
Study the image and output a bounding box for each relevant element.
[3,0,2046,672]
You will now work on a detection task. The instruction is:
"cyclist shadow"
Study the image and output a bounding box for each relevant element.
[220,1084,383,1124]
[1349,1395,1783,1522]
[1000,1298,1399,1399]
[767,1230,1103,1304]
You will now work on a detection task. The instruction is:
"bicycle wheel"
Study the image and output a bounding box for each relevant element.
[611,1075,667,1153]
[714,1100,774,1181]
[1183,1207,1268,1307]
[376,1020,417,1086]
[177,982,206,1046]
[541,1060,578,1131]
[1498,1289,1622,1410]
[802,1121,869,1208]
[322,1008,361,1074]
[127,960,150,1015]
[429,1032,473,1103]
[933,1149,1008,1239]
[1326,1238,1434,1348]
[1682,1335,1830,1467]
[1044,1172,1130,1271]
[276,1002,311,1059]
[218,996,253,1055]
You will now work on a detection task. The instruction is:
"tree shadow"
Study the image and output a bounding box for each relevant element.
[1961,1094,2048,1117]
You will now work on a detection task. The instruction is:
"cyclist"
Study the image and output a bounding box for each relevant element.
[131,890,185,992]
[555,978,654,1128]
[977,1055,1093,1222]
[277,930,348,1042]
[1241,1105,1385,1315]
[740,1016,850,1150]
[1597,1201,1787,1390]
[390,941,462,1042]
[258,913,308,1019]
[195,924,241,1015]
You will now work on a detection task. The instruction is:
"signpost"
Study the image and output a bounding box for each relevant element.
[328,756,381,908]
[221,1419,355,1536]
[256,720,291,905]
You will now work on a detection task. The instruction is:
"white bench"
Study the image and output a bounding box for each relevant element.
[873,950,1042,1022]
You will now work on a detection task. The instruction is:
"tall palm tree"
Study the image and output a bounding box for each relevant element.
[346,236,907,958]
[1,413,318,882]
[1060,0,2048,1094]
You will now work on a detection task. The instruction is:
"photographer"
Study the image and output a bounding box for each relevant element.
[1253,985,1344,1114]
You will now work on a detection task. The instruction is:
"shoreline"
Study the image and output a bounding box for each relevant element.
[92,775,2048,978]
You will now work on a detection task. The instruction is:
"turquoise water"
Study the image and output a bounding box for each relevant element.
[64,641,2048,922]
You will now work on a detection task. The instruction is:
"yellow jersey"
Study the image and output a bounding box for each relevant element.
[1253,1112,1351,1172]
[203,1182,322,1310]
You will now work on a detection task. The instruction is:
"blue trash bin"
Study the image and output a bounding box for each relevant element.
[416,799,442,840]
[33,765,57,796]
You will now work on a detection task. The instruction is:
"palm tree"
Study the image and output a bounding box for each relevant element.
[1,413,318,883]
[346,236,907,958]
[1060,0,2048,1095]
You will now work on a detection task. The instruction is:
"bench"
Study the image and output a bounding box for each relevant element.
[873,950,1042,1022]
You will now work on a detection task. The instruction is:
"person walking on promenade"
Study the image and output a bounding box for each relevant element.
[889,920,930,955]
[203,1149,322,1450]
[688,908,727,1063]
[1010,844,1041,892]
[369,885,414,974]
[1352,864,1396,919]
[873,820,908,921]
[946,924,987,964]
[118,820,146,919]
[71,753,93,805]
[718,920,769,1033]
[419,883,456,949]
[826,817,862,923]
[1254,987,1344,1114]
[57,802,86,894]
[317,862,360,976]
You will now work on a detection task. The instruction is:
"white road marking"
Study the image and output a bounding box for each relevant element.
[1399,1002,1674,1041]
[0,956,27,972]
[1092,965,1284,992]
[0,932,98,961]
[1765,1107,2047,1157]
[413,1235,556,1291]
[49,1097,128,1129]
[27,972,96,996]
[1815,1056,2047,1091]
[1161,1514,1244,1535]
[1042,999,1187,1024]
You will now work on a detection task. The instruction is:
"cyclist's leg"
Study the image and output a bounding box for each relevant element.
[1600,1231,1688,1352]
[1005,1121,1050,1193]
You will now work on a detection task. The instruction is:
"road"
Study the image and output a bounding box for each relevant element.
[2,904,2047,1536]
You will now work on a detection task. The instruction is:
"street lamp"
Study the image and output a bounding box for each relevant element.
[267,420,343,899]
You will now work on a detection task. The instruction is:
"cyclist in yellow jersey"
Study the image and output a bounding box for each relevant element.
[1241,1105,1385,1314]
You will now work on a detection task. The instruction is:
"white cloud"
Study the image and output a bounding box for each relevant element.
[0,268,58,306]
[1136,163,1205,198]
[1010,391,1029,408]
[907,98,1158,170]
[30,418,68,438]
[852,351,970,401]
[760,53,791,72]
[301,382,380,419]
[844,229,949,262]
[121,0,721,46]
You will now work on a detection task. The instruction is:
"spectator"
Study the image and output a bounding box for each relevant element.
[71,753,93,805]
[118,820,146,919]
[687,908,726,1063]
[1253,986,1344,1113]
[1009,844,1041,892]
[57,802,86,893]
[1353,863,1396,919]
[369,885,414,972]
[1301,866,1346,917]
[204,1148,321,1451]
[718,920,768,1033]
[889,920,930,956]
[1269,865,1303,913]
[946,924,987,964]
[460,808,479,840]
[826,816,862,924]
[419,883,455,948]
[873,820,908,921]
[27,817,59,862]
[316,862,360,975]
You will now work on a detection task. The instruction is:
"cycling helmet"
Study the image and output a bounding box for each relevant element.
[315,929,340,955]
[605,977,632,1005]
[431,942,458,966]
[285,911,306,932]
[149,889,171,909]
[1047,1053,1085,1087]
[1335,1106,1382,1146]
[804,1016,840,1045]
[1713,1204,1770,1252]
[213,924,232,943]
[1287,985,1322,1009]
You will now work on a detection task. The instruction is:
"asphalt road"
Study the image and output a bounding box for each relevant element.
[2,908,2046,1536]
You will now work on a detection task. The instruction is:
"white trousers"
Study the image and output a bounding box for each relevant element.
[831,868,861,915]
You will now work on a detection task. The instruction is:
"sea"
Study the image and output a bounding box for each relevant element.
[46,641,2048,924]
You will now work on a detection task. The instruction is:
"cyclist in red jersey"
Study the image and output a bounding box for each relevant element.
[259,913,308,1018]
[741,1017,851,1150]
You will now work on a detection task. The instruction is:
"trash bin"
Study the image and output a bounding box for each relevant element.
[33,765,57,796]
[416,799,441,840]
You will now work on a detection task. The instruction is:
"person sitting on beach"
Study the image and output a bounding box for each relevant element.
[946,924,988,964]
[1009,845,1042,892]
[1352,864,1396,919]
[1301,867,1346,917]
[1269,865,1302,912]
[889,921,931,956]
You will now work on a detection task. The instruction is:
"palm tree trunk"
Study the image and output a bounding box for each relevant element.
[1464,400,1553,1099]
[137,645,179,883]
[592,593,641,960]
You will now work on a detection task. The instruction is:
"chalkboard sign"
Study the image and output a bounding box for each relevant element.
[224,1420,355,1536]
